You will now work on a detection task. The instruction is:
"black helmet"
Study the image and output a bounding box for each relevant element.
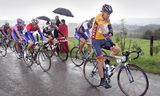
[89,17,94,23]
[102,4,113,14]
[31,18,39,25]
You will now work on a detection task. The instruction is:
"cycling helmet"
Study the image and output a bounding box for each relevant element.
[31,18,39,25]
[4,21,9,26]
[89,17,94,23]
[102,4,113,14]
[17,18,23,24]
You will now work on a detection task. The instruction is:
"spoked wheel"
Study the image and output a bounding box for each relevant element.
[83,60,100,87]
[117,64,149,96]
[70,46,84,66]
[23,49,33,67]
[0,42,7,57]
[44,43,54,58]
[38,51,51,72]
[57,43,68,61]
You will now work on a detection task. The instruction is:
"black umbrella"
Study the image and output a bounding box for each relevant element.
[53,8,74,17]
[37,16,50,22]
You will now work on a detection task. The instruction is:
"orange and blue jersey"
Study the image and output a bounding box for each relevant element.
[91,13,112,39]
[91,13,114,56]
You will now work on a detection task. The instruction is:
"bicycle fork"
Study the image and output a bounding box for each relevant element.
[124,63,134,83]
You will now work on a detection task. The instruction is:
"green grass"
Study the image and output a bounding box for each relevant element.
[68,37,160,74]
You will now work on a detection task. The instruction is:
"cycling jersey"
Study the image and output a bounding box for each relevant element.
[1,25,12,36]
[75,20,91,40]
[12,24,25,42]
[91,13,114,56]
[25,23,44,44]
[91,13,112,39]
[26,23,41,32]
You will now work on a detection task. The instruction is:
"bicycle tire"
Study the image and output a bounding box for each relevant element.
[83,59,100,87]
[0,42,7,57]
[57,43,68,61]
[23,48,34,67]
[70,46,84,66]
[44,43,54,58]
[39,51,52,72]
[117,64,149,96]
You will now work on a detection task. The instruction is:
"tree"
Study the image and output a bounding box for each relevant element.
[143,30,152,39]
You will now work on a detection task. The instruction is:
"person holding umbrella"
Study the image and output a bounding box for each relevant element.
[54,16,61,39]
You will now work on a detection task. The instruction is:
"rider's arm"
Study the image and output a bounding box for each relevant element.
[85,29,90,38]
[37,27,44,41]
[107,19,113,36]
[1,26,7,37]
[15,26,22,40]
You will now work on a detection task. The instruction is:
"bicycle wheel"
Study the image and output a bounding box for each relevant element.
[57,43,68,61]
[43,43,54,58]
[23,49,34,67]
[83,60,100,87]
[117,64,149,96]
[39,51,51,72]
[0,42,7,57]
[70,46,84,66]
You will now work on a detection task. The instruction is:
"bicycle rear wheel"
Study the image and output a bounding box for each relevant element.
[0,42,7,57]
[83,60,100,87]
[57,43,68,61]
[39,51,51,72]
[70,46,84,66]
[117,64,149,96]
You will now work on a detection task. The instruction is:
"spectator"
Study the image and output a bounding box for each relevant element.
[58,19,69,53]
[58,19,68,39]
[54,16,61,38]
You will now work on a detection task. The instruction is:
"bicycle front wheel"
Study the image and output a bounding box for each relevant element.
[70,46,84,66]
[83,60,100,87]
[117,64,149,96]
[0,42,7,57]
[38,51,51,72]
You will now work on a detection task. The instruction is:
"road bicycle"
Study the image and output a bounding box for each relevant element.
[83,48,149,96]
[23,41,52,72]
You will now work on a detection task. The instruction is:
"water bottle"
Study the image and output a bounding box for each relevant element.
[105,64,111,77]
[110,65,115,72]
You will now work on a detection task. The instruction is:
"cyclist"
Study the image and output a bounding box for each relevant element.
[12,18,25,58]
[25,18,44,54]
[1,21,12,41]
[43,19,58,49]
[74,17,94,57]
[91,4,121,88]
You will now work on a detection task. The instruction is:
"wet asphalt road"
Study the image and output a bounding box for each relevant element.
[0,51,160,96]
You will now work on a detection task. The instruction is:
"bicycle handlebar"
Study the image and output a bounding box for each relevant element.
[122,48,142,63]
